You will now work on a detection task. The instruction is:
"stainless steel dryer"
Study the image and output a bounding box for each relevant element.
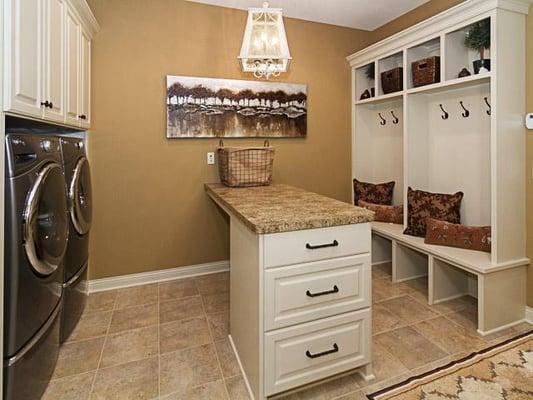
[59,137,92,342]
[4,134,68,400]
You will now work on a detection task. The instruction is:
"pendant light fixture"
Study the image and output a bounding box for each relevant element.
[238,2,291,80]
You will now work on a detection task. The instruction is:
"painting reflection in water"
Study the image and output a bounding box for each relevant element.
[166,75,307,138]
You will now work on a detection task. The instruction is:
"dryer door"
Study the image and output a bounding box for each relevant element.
[69,156,92,235]
[23,162,69,277]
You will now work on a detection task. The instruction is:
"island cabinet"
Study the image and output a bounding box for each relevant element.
[206,184,375,400]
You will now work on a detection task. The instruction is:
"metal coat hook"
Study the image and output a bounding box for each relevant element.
[459,101,470,118]
[439,104,449,120]
[378,113,386,125]
[391,111,399,124]
[484,97,491,115]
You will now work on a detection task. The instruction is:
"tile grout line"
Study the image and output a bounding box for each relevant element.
[197,280,232,400]
[88,291,118,398]
[61,309,114,345]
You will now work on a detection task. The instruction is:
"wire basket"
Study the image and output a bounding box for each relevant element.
[217,140,275,187]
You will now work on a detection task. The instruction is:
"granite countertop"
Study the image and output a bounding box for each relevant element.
[205,183,374,234]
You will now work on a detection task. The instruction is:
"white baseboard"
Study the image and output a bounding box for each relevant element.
[372,260,392,266]
[88,260,230,293]
[526,306,533,324]
[228,334,256,400]
[393,273,428,283]
[477,318,527,337]
[432,293,468,305]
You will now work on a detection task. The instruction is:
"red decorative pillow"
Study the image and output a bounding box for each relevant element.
[425,218,491,253]
[353,179,395,205]
[358,200,403,224]
[404,187,464,237]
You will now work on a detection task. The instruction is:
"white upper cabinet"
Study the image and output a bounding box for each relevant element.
[43,0,65,122]
[79,27,91,127]
[4,0,44,117]
[3,0,98,128]
[65,5,80,126]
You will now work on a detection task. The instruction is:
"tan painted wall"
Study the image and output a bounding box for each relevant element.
[87,0,371,279]
[371,0,533,307]
[89,0,533,303]
[371,0,464,43]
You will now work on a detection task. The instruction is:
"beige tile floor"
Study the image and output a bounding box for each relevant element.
[43,265,532,400]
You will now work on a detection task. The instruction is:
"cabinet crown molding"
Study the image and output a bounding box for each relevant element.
[68,0,99,37]
[347,0,532,67]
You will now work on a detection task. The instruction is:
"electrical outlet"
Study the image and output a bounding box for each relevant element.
[207,152,215,165]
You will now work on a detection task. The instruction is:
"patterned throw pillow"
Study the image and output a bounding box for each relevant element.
[353,179,395,205]
[425,218,491,253]
[403,187,463,237]
[358,200,403,224]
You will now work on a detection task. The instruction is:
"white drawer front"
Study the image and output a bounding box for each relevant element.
[263,223,371,269]
[264,309,370,396]
[265,255,371,330]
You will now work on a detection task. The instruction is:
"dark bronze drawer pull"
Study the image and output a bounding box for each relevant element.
[306,285,339,298]
[305,240,338,250]
[305,343,339,359]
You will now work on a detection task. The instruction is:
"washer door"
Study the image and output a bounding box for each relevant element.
[69,156,92,235]
[23,162,69,277]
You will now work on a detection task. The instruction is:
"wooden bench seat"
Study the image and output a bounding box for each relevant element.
[370,222,528,336]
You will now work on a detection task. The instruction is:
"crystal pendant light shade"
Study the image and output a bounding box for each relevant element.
[238,2,291,79]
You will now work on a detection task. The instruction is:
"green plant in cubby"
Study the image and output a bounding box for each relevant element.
[464,18,490,74]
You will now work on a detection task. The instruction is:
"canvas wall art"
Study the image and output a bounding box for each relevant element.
[166,75,307,138]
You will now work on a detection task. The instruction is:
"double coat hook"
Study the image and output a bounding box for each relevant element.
[378,113,386,125]
[459,101,470,118]
[391,111,399,124]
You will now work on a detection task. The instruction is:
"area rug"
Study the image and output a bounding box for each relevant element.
[367,330,533,400]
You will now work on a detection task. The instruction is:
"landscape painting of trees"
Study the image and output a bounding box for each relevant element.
[166,75,307,138]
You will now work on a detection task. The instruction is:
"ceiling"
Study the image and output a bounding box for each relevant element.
[186,0,431,31]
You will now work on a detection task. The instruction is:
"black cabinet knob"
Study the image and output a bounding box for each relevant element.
[48,102,53,109]
[79,114,87,120]
[40,101,49,107]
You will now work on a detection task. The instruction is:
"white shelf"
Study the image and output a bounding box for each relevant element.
[355,91,403,106]
[406,73,491,95]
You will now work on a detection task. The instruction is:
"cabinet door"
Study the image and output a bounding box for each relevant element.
[79,28,91,128]
[65,5,80,126]
[43,0,65,122]
[4,0,44,117]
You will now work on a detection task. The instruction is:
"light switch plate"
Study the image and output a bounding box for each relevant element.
[207,152,215,165]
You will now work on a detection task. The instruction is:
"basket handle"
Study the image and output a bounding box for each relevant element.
[264,140,270,147]
[417,62,428,70]
[219,139,224,148]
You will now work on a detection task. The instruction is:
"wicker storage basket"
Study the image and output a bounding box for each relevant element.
[411,56,440,87]
[381,67,403,94]
[217,140,274,187]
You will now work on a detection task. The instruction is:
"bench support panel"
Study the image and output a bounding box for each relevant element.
[429,257,474,305]
[392,242,428,283]
[478,266,527,335]
[371,234,392,266]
